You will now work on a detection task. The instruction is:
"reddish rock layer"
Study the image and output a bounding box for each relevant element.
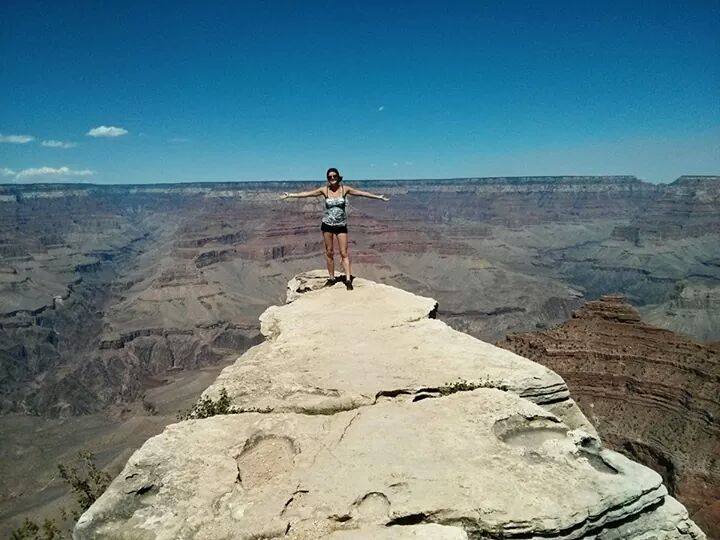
[497,295,720,537]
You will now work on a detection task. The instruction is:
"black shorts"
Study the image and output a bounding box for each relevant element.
[321,222,348,234]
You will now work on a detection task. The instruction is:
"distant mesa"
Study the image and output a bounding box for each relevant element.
[670,175,720,186]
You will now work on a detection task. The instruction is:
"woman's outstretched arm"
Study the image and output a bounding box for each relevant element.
[280,187,324,199]
[344,186,389,201]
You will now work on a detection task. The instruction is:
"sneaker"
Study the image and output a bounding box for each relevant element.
[344,275,354,290]
[324,277,337,287]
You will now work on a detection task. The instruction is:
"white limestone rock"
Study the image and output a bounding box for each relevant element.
[321,524,469,539]
[74,271,706,539]
[76,390,694,539]
[207,271,594,434]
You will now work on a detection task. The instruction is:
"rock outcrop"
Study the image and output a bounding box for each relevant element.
[498,295,720,537]
[74,272,705,539]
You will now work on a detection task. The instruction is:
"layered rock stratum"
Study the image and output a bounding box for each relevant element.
[2,175,718,533]
[74,272,706,539]
[497,296,720,538]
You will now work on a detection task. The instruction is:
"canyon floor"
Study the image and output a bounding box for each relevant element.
[0,176,718,535]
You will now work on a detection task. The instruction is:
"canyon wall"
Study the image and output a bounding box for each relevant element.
[1,175,717,534]
[498,296,720,537]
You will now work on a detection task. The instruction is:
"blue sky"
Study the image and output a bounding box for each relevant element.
[1,0,718,184]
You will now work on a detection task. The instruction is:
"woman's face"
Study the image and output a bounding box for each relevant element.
[327,171,340,185]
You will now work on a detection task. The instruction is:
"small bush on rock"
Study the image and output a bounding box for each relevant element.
[437,378,483,395]
[178,388,239,420]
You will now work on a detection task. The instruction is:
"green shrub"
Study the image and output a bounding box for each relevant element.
[178,388,239,420]
[57,450,112,512]
[9,517,60,540]
[142,397,157,415]
[437,378,483,395]
[10,450,111,539]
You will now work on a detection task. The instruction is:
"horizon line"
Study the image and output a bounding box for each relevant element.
[5,173,720,188]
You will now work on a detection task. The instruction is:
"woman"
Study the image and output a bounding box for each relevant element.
[280,167,389,290]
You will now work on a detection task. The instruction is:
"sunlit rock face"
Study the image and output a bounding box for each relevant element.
[75,272,705,539]
[498,295,720,538]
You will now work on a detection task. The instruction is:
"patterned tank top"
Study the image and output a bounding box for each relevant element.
[322,186,347,226]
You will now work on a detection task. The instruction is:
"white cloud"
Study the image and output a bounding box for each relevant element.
[86,125,128,138]
[42,140,78,148]
[12,166,95,182]
[169,137,189,143]
[378,106,385,112]
[1,167,17,176]
[0,133,35,144]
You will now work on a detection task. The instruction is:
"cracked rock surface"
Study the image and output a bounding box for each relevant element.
[205,271,593,432]
[74,271,705,539]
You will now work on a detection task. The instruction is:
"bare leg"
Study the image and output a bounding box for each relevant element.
[337,232,351,280]
[322,231,335,278]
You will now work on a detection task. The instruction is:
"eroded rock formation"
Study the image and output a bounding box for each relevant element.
[498,295,720,537]
[74,272,705,539]
[2,176,718,534]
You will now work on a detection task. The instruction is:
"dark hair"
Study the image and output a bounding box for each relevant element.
[326,167,343,182]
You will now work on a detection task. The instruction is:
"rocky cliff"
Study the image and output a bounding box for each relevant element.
[497,296,720,537]
[4,176,718,534]
[74,272,705,539]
